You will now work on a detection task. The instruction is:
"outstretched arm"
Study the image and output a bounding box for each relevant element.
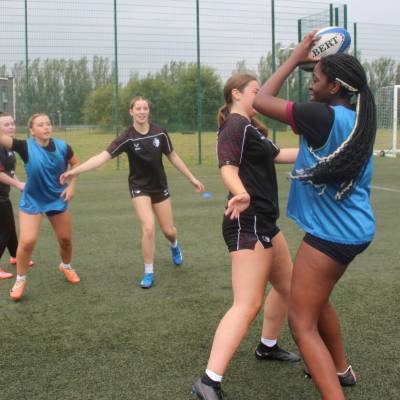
[0,172,25,191]
[60,151,111,184]
[274,148,299,164]
[60,154,80,202]
[167,150,204,192]
[253,30,317,123]
[221,165,251,219]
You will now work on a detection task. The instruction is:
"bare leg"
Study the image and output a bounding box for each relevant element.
[16,211,42,276]
[131,196,156,264]
[289,241,347,400]
[207,243,272,375]
[261,232,293,339]
[48,210,73,264]
[318,302,348,372]
[153,198,177,243]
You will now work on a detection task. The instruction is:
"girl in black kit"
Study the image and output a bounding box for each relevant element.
[0,112,33,280]
[61,97,204,289]
[192,74,299,400]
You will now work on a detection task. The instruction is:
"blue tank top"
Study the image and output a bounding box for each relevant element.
[287,105,375,244]
[20,138,69,214]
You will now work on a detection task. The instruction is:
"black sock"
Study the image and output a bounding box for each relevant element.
[259,341,278,352]
[201,373,221,388]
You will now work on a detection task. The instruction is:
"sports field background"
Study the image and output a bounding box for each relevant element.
[1,130,399,399]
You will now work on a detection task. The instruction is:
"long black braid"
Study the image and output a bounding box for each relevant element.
[294,53,377,200]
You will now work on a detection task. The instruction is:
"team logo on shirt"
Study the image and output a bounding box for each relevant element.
[153,138,160,148]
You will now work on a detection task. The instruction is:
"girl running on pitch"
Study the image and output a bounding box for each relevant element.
[0,112,33,280]
[60,96,204,289]
[0,113,80,301]
[252,31,376,399]
[192,73,300,400]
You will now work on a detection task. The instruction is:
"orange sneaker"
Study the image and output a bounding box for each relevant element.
[59,263,80,284]
[0,268,13,279]
[10,279,26,301]
[9,257,34,267]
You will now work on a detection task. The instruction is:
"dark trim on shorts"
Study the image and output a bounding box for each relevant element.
[130,187,170,204]
[303,233,370,266]
[46,209,66,217]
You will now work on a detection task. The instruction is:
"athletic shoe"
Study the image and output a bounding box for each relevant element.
[59,263,80,284]
[255,342,301,362]
[10,280,26,301]
[192,378,225,400]
[0,268,13,279]
[140,273,154,289]
[170,243,183,266]
[9,257,34,267]
[304,365,357,387]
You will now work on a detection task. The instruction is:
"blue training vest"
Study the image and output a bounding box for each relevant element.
[287,105,375,244]
[20,138,69,214]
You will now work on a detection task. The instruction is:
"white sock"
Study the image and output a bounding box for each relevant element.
[205,369,223,383]
[337,366,351,375]
[16,275,26,282]
[170,240,178,248]
[144,263,154,274]
[261,337,277,347]
[62,263,72,270]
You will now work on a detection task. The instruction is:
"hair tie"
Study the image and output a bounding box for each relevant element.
[335,78,359,93]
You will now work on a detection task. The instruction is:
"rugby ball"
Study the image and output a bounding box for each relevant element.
[299,26,351,71]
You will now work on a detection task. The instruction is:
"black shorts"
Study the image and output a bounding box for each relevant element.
[222,213,280,252]
[129,187,170,204]
[303,233,371,266]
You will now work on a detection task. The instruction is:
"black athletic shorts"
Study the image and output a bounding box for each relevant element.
[303,233,371,265]
[222,212,280,252]
[129,187,170,204]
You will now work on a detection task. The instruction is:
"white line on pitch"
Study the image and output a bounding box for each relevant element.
[372,185,400,193]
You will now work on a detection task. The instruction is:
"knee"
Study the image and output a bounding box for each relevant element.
[142,224,155,240]
[235,299,263,323]
[160,224,175,238]
[58,236,72,250]
[18,240,36,254]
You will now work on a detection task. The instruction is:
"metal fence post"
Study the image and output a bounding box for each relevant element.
[113,0,120,169]
[24,0,29,132]
[196,0,202,165]
[271,0,276,143]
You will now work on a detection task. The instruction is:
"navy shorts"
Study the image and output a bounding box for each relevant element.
[303,233,371,265]
[130,187,170,204]
[222,213,280,253]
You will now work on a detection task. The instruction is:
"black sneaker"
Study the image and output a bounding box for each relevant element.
[255,342,301,362]
[304,365,357,387]
[192,378,225,400]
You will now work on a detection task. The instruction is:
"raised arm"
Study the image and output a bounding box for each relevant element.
[60,151,111,184]
[167,150,204,192]
[253,30,316,124]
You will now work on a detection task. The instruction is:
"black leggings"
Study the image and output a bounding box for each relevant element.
[0,200,18,259]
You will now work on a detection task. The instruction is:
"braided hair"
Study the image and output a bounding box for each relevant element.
[294,53,376,200]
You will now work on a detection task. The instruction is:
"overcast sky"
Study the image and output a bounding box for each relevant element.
[1,0,399,82]
[346,0,399,24]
